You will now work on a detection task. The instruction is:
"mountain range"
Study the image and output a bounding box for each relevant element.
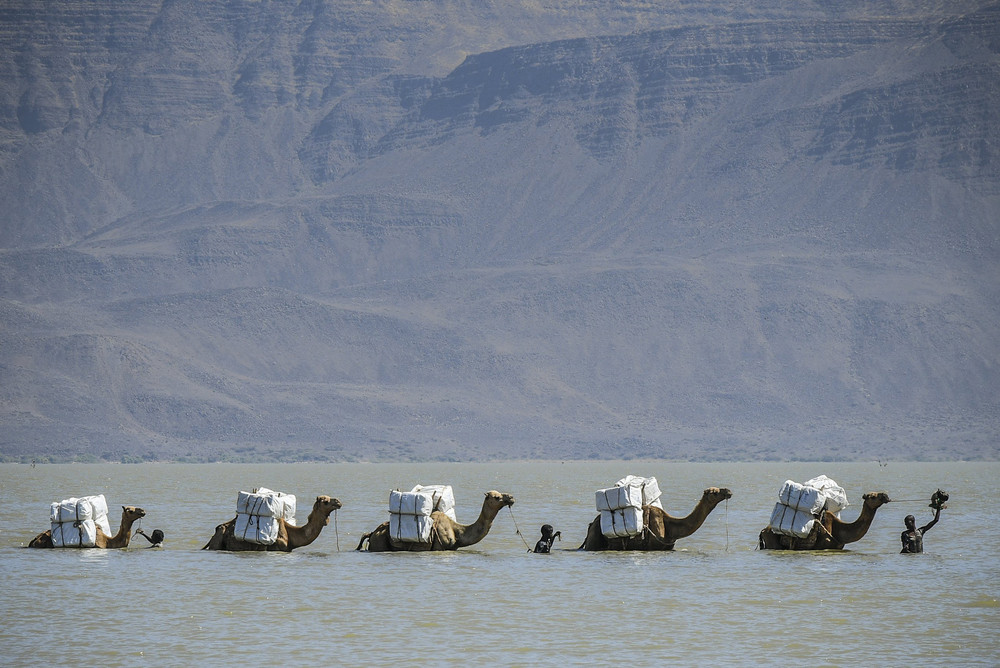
[1,0,997,462]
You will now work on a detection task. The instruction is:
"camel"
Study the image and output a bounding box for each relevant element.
[580,487,733,551]
[356,490,515,551]
[758,491,891,550]
[27,506,146,549]
[202,495,342,552]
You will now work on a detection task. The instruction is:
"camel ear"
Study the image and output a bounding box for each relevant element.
[122,506,126,512]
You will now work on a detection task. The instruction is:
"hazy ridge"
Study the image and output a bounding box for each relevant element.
[1,1,997,462]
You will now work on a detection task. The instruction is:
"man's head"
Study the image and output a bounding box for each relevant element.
[904,515,916,530]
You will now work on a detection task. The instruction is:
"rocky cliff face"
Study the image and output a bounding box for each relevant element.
[0,1,997,461]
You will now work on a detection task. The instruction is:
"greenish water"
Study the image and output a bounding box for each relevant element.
[1,461,997,666]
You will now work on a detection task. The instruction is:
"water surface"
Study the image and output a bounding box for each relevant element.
[1,461,996,665]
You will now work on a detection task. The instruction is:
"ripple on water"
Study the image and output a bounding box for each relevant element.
[1,461,998,665]
[963,596,999,608]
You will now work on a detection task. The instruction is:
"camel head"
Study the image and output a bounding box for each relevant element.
[483,490,515,511]
[703,487,733,504]
[861,491,891,508]
[122,506,146,521]
[314,495,343,525]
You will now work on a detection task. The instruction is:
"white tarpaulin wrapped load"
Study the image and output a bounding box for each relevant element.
[614,475,664,509]
[388,484,460,543]
[595,475,662,539]
[49,495,112,548]
[234,488,296,545]
[388,489,435,543]
[596,483,644,512]
[410,484,458,521]
[600,506,644,538]
[802,475,849,514]
[778,480,828,515]
[237,488,296,522]
[767,502,817,538]
[389,489,435,516]
[767,475,850,538]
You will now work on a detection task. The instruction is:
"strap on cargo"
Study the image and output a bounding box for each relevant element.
[642,528,674,548]
[73,519,84,546]
[238,492,269,542]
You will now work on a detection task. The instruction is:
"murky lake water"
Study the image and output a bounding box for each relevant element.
[1,461,997,666]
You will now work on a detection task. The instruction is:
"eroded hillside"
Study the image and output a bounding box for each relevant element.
[1,1,997,461]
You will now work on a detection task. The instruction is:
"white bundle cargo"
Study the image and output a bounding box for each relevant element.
[596,474,662,539]
[388,489,436,543]
[236,487,296,522]
[410,484,458,521]
[803,475,849,514]
[767,502,817,538]
[389,513,434,543]
[600,506,644,538]
[48,495,112,548]
[596,484,644,512]
[389,489,435,516]
[234,513,280,545]
[767,475,850,538]
[777,480,828,515]
[614,475,664,509]
[51,520,97,547]
[234,488,296,545]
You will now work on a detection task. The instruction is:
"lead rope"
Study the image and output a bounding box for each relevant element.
[724,498,729,551]
[507,506,532,552]
[334,510,340,552]
[891,498,946,518]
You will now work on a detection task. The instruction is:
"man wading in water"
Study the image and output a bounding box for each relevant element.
[135,528,164,547]
[900,490,947,554]
[533,524,561,553]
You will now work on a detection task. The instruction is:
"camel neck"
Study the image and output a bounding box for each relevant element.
[456,503,502,547]
[290,507,329,545]
[829,501,879,544]
[664,496,722,539]
[108,514,138,547]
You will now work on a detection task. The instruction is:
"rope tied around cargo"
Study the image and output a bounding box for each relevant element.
[506,506,532,552]
[237,493,268,542]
